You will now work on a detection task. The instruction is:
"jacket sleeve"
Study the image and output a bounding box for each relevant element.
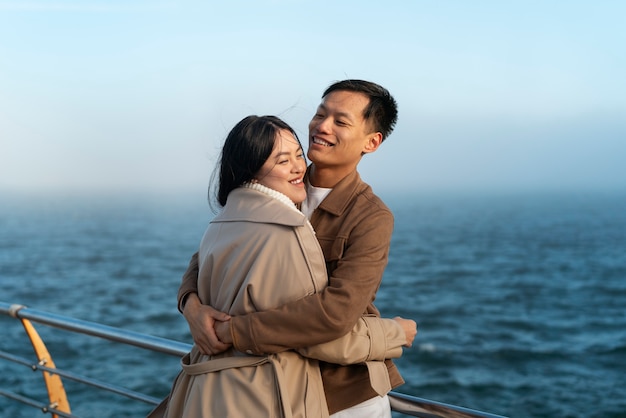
[231,207,394,354]
[295,316,405,365]
[177,252,200,313]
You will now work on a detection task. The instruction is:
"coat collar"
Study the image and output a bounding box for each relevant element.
[213,187,308,227]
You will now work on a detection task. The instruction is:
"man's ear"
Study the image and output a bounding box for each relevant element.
[363,132,383,154]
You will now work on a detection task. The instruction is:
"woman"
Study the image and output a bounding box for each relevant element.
[157,116,408,417]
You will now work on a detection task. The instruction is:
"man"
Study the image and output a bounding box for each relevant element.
[178,80,417,417]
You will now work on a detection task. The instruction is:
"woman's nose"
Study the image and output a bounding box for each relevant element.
[293,160,305,173]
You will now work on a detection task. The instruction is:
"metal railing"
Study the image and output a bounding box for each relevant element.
[0,302,506,418]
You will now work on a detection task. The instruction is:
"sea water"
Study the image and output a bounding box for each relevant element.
[1,190,625,418]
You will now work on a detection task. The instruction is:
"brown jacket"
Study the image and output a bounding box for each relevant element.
[178,170,404,414]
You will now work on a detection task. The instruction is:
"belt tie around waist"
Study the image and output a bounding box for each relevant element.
[181,349,293,418]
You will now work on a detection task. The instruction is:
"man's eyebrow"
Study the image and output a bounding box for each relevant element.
[318,103,355,121]
[335,111,354,121]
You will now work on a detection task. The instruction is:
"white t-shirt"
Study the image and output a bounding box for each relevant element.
[301,183,332,219]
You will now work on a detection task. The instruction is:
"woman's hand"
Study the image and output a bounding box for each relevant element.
[393,317,418,347]
[183,293,232,354]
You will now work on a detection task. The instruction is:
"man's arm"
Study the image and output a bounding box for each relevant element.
[177,252,200,313]
[216,314,416,362]
[230,208,395,354]
[178,253,231,355]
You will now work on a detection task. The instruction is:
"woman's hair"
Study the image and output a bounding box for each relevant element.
[209,115,302,210]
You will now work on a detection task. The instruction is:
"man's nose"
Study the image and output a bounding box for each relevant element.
[314,116,332,133]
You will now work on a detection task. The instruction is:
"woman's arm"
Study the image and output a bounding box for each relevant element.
[296,315,416,365]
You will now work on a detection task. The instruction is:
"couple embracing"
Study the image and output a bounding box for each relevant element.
[151,80,417,418]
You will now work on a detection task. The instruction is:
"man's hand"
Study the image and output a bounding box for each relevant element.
[182,293,232,355]
[393,317,418,347]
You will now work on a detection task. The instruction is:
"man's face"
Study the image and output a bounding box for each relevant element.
[307,90,379,173]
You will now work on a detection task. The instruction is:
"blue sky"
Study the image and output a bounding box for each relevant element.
[1,0,625,196]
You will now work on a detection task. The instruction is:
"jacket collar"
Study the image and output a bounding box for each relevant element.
[304,167,365,216]
[213,187,308,227]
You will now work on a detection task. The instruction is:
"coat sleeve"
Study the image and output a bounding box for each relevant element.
[295,316,405,365]
[231,208,394,354]
[177,252,200,313]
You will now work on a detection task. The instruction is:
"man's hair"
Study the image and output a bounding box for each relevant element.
[323,80,398,141]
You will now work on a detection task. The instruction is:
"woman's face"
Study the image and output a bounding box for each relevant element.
[255,129,307,204]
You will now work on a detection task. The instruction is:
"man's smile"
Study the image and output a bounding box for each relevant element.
[312,137,334,147]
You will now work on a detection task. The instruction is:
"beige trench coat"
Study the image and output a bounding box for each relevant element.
[151,186,406,418]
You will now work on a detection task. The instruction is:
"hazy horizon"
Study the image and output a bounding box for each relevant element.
[2,1,625,197]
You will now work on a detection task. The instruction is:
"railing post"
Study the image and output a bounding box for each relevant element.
[11,304,72,417]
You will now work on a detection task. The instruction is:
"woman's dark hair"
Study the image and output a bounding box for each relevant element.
[209,115,301,209]
[323,79,398,141]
